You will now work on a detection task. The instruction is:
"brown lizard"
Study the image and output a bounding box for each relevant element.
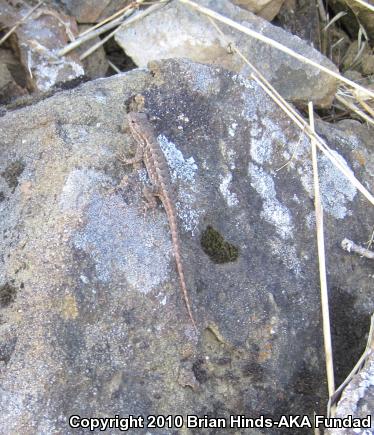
[123,111,197,330]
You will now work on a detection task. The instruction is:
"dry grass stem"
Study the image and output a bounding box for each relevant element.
[330,37,345,51]
[335,93,374,125]
[79,27,119,61]
[79,1,166,61]
[178,0,374,100]
[341,238,374,259]
[309,102,335,402]
[367,228,374,250]
[350,40,367,68]
[323,12,347,32]
[58,6,138,57]
[108,60,121,73]
[0,1,43,46]
[78,1,143,38]
[356,94,374,119]
[358,23,369,46]
[350,0,374,12]
[316,0,328,22]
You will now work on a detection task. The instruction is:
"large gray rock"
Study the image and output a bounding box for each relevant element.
[115,0,339,107]
[0,59,373,433]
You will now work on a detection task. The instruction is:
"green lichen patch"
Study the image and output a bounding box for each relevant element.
[0,283,17,308]
[1,160,25,190]
[200,226,239,264]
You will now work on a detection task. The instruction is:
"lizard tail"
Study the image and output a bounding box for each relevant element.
[169,219,197,330]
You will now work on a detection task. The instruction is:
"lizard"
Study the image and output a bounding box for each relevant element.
[123,111,197,330]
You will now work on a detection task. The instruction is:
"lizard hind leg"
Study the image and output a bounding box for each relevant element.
[118,154,143,171]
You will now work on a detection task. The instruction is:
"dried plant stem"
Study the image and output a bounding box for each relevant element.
[108,60,121,73]
[335,93,374,126]
[314,415,321,435]
[58,7,137,57]
[79,1,166,60]
[78,1,142,38]
[317,0,328,56]
[341,238,374,259]
[309,102,335,404]
[317,0,328,22]
[355,93,374,119]
[79,26,120,60]
[367,227,374,250]
[323,11,347,32]
[0,1,43,46]
[178,0,374,100]
[350,0,374,12]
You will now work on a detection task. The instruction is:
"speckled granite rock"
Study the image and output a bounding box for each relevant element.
[0,59,373,434]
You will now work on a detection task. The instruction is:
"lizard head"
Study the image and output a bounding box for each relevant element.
[127,111,148,128]
[127,111,154,144]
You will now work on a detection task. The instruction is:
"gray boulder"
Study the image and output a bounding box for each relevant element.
[0,59,372,433]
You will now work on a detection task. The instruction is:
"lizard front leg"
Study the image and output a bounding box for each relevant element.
[115,142,144,192]
[118,143,144,167]
[142,184,160,217]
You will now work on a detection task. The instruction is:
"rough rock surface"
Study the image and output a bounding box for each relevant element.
[0,64,26,104]
[0,1,84,92]
[0,59,373,433]
[0,48,26,86]
[115,0,339,107]
[341,41,372,73]
[0,48,28,103]
[77,25,109,80]
[315,119,374,387]
[231,0,285,20]
[327,348,374,435]
[58,0,132,23]
[276,0,322,49]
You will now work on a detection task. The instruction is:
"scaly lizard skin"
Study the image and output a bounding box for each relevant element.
[125,111,197,329]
